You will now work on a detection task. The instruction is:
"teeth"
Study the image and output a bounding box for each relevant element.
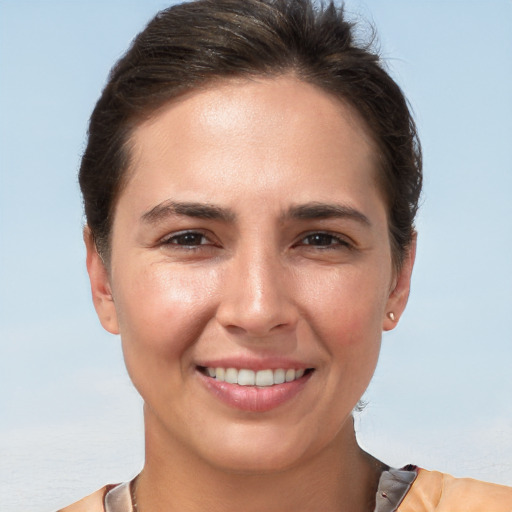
[274,368,285,384]
[225,368,238,384]
[205,367,308,386]
[255,369,274,387]
[238,369,255,386]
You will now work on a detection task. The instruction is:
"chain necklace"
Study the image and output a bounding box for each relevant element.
[130,476,139,512]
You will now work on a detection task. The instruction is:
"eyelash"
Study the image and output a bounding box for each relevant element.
[295,231,351,250]
[161,230,214,249]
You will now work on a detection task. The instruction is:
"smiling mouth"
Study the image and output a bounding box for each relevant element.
[197,366,314,387]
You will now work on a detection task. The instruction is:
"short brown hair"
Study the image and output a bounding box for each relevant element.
[79,0,422,268]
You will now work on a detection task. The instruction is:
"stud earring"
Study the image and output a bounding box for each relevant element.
[387,312,396,322]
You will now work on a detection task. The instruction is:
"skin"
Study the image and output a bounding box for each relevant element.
[86,76,415,511]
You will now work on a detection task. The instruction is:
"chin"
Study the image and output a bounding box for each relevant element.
[194,422,334,475]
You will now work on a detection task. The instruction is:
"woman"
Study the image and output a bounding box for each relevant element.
[60,0,511,510]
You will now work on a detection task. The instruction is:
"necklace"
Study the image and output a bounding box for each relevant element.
[130,476,139,512]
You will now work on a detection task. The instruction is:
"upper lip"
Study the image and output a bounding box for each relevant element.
[195,357,313,371]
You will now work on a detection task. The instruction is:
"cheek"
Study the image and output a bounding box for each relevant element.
[113,262,220,364]
[301,264,388,400]
[301,263,390,344]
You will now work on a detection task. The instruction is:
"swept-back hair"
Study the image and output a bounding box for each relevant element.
[79,0,422,268]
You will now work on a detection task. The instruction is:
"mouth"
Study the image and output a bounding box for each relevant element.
[196,365,315,412]
[197,366,314,386]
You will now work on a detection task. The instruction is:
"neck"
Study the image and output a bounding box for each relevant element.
[135,408,386,512]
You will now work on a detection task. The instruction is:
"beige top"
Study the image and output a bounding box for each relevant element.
[57,468,512,512]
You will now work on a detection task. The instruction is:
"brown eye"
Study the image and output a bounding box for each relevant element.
[301,233,348,248]
[165,231,208,247]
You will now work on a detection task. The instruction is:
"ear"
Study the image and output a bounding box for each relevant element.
[84,226,120,335]
[382,233,417,331]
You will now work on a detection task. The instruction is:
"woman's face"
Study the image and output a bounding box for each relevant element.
[87,76,413,472]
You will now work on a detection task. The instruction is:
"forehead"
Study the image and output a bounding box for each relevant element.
[123,76,382,213]
[135,76,375,148]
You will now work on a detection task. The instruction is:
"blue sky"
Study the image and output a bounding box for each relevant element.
[1,1,511,509]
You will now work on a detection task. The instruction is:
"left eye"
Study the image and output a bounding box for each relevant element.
[164,231,209,247]
[300,233,347,247]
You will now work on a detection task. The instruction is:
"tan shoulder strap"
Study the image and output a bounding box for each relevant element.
[398,469,512,512]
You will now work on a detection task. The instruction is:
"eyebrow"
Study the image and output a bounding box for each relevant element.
[141,200,236,224]
[285,202,371,226]
[140,200,370,227]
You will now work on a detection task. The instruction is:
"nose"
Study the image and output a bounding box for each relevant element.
[215,245,299,338]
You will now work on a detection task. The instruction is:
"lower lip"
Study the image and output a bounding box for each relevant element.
[198,370,312,412]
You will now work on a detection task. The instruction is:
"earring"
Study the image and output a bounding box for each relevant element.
[387,312,396,322]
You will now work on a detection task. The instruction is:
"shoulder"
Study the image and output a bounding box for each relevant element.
[57,484,117,512]
[398,468,512,512]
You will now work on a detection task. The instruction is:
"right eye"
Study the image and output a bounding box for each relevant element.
[161,230,212,249]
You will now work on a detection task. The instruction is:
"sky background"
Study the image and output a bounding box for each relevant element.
[1,1,511,510]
